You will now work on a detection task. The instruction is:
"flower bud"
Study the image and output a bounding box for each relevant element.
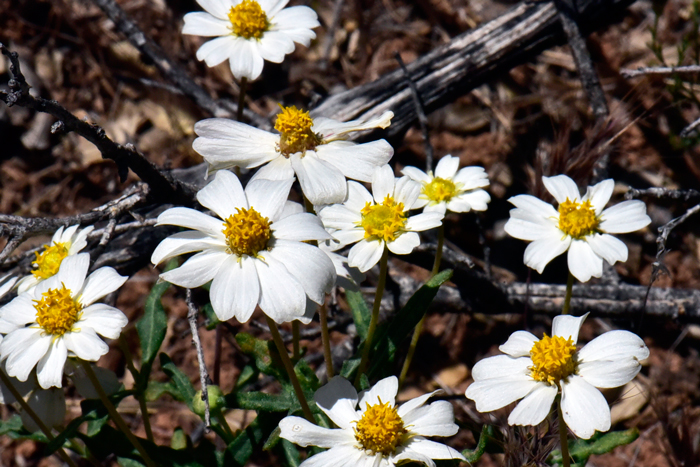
[192,385,225,416]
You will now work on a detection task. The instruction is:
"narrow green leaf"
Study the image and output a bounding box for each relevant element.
[224,413,279,466]
[0,415,23,435]
[281,439,301,467]
[294,358,320,392]
[345,288,370,340]
[144,380,178,402]
[202,303,221,330]
[235,365,257,390]
[462,424,496,463]
[117,457,146,467]
[550,428,640,466]
[233,391,294,412]
[160,353,196,410]
[235,333,286,382]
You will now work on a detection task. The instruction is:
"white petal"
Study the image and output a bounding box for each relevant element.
[453,166,490,189]
[291,153,347,205]
[197,170,247,219]
[552,313,588,344]
[79,267,127,307]
[298,445,364,467]
[2,329,49,381]
[36,339,67,389]
[63,328,108,361]
[434,155,460,179]
[273,213,331,241]
[51,226,65,244]
[318,205,362,232]
[404,212,443,232]
[245,177,294,221]
[471,354,532,381]
[193,119,279,170]
[318,140,394,183]
[542,175,581,204]
[466,377,539,413]
[448,189,491,212]
[508,194,559,220]
[195,0,231,19]
[314,376,359,429]
[0,294,38,327]
[578,358,643,389]
[504,214,558,241]
[80,304,128,339]
[561,375,611,439]
[401,401,458,437]
[156,207,225,237]
[583,179,614,214]
[401,437,465,462]
[394,176,421,209]
[160,250,228,288]
[330,229,365,249]
[400,166,430,183]
[268,240,335,303]
[396,390,441,418]
[16,275,39,295]
[586,234,628,265]
[392,446,435,467]
[371,165,395,202]
[386,232,419,255]
[210,256,260,322]
[67,225,94,255]
[249,153,295,180]
[507,383,557,426]
[256,31,294,63]
[255,255,307,323]
[271,5,320,37]
[314,111,393,140]
[151,231,223,265]
[345,180,374,212]
[567,240,603,282]
[599,200,651,234]
[182,12,232,36]
[55,253,89,295]
[499,331,538,357]
[348,240,384,273]
[228,39,264,80]
[196,36,238,67]
[358,376,398,408]
[523,234,571,273]
[279,416,353,448]
[578,330,649,363]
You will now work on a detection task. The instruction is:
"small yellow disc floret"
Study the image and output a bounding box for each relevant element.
[529,334,577,385]
[228,0,269,39]
[274,105,322,156]
[34,284,82,336]
[423,177,458,203]
[222,207,272,257]
[32,242,69,280]
[558,198,599,239]
[360,196,407,242]
[354,399,407,455]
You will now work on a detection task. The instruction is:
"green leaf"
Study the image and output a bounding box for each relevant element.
[171,428,189,450]
[233,391,294,412]
[117,457,146,467]
[224,413,280,466]
[235,365,257,390]
[345,289,370,340]
[202,303,221,330]
[462,424,496,463]
[144,380,178,402]
[281,439,301,467]
[549,428,639,466]
[294,358,320,392]
[340,357,360,379]
[160,353,196,410]
[0,415,23,436]
[235,333,286,382]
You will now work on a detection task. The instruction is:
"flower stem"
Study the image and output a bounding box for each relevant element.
[399,225,444,389]
[119,336,154,442]
[237,77,247,122]
[562,271,575,315]
[0,371,78,467]
[215,412,236,440]
[292,321,301,359]
[558,397,571,467]
[79,361,156,467]
[319,303,334,379]
[354,246,389,387]
[265,316,315,423]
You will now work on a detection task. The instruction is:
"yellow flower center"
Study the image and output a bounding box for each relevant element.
[222,207,272,257]
[228,0,269,39]
[274,105,322,157]
[32,242,69,280]
[558,198,599,239]
[529,334,577,385]
[34,284,82,337]
[360,196,407,242]
[354,399,407,455]
[423,177,458,203]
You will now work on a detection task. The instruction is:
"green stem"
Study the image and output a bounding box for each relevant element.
[265,316,315,423]
[319,303,334,379]
[236,77,247,122]
[399,225,444,388]
[215,412,236,440]
[0,371,78,467]
[558,397,571,467]
[79,361,156,467]
[292,321,301,359]
[562,272,575,315]
[119,336,154,443]
[354,247,389,387]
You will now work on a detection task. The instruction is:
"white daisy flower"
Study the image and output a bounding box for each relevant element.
[504,175,651,282]
[465,313,649,439]
[280,375,465,467]
[182,0,319,80]
[318,165,443,272]
[401,155,491,214]
[193,106,394,205]
[150,170,336,324]
[0,253,128,389]
[16,224,94,294]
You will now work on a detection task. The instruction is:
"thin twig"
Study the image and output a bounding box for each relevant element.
[620,64,700,78]
[320,0,346,70]
[187,289,211,430]
[395,53,433,170]
[680,116,700,138]
[626,187,700,201]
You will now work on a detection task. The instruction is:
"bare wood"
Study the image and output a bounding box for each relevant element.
[311,0,635,137]
[621,64,700,78]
